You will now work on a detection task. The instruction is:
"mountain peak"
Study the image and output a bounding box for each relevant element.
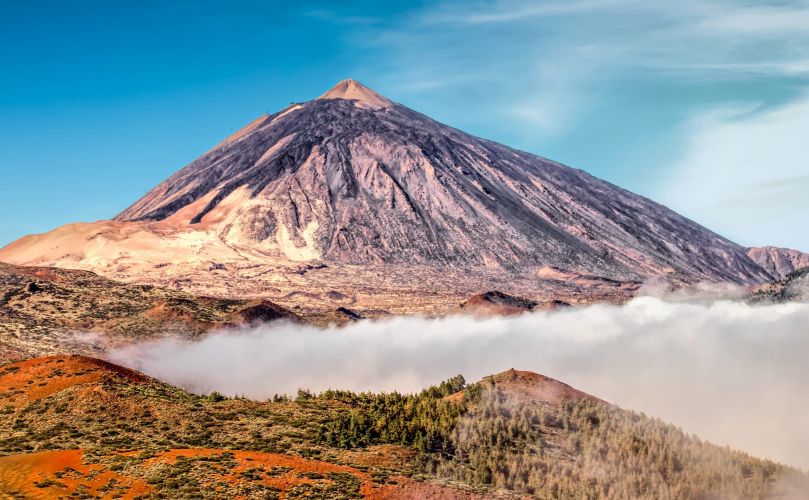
[1,79,774,287]
[318,79,392,109]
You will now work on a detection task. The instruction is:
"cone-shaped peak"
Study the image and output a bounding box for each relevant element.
[318,79,392,109]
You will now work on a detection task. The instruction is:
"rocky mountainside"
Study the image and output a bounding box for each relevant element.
[0,79,772,291]
[747,246,809,279]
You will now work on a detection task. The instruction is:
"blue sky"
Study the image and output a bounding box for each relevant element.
[1,0,807,250]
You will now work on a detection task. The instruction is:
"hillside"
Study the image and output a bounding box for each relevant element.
[0,356,477,498]
[0,355,805,498]
[750,267,809,303]
[747,246,809,280]
[458,290,572,316]
[0,263,298,363]
[0,80,773,309]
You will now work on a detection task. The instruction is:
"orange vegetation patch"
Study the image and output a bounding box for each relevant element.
[0,355,147,407]
[0,449,149,499]
[146,448,481,499]
[145,448,387,496]
[0,448,480,499]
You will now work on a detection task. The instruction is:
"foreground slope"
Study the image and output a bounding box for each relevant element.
[1,356,806,498]
[0,80,771,296]
[0,356,474,499]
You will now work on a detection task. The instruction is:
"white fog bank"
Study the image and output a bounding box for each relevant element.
[107,296,809,470]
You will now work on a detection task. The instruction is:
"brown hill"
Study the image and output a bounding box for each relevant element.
[750,267,809,303]
[482,368,602,405]
[459,291,571,316]
[459,291,538,316]
[0,355,147,408]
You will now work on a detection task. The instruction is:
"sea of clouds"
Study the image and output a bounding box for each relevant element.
[108,294,809,470]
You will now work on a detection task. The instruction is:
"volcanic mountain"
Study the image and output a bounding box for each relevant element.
[0,79,772,305]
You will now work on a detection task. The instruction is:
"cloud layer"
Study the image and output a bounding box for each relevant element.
[109,296,809,470]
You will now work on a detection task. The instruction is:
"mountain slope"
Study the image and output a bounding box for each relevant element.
[0,79,771,287]
[747,246,809,280]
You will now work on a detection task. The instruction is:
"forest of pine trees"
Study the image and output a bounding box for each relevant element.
[317,375,808,498]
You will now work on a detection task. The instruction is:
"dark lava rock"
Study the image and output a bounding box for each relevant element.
[336,307,363,321]
[227,301,298,327]
[461,291,538,315]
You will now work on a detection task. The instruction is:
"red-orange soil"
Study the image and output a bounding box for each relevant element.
[0,448,481,499]
[0,449,149,499]
[0,355,146,407]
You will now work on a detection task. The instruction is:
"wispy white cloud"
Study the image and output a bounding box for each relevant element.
[421,0,642,25]
[352,0,809,135]
[694,2,809,35]
[341,0,809,247]
[426,0,809,39]
[656,95,809,250]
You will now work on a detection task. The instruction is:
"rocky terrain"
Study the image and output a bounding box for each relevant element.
[0,263,300,363]
[1,355,806,498]
[0,80,774,307]
[747,246,809,280]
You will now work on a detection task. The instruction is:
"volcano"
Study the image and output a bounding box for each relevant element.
[0,79,772,304]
